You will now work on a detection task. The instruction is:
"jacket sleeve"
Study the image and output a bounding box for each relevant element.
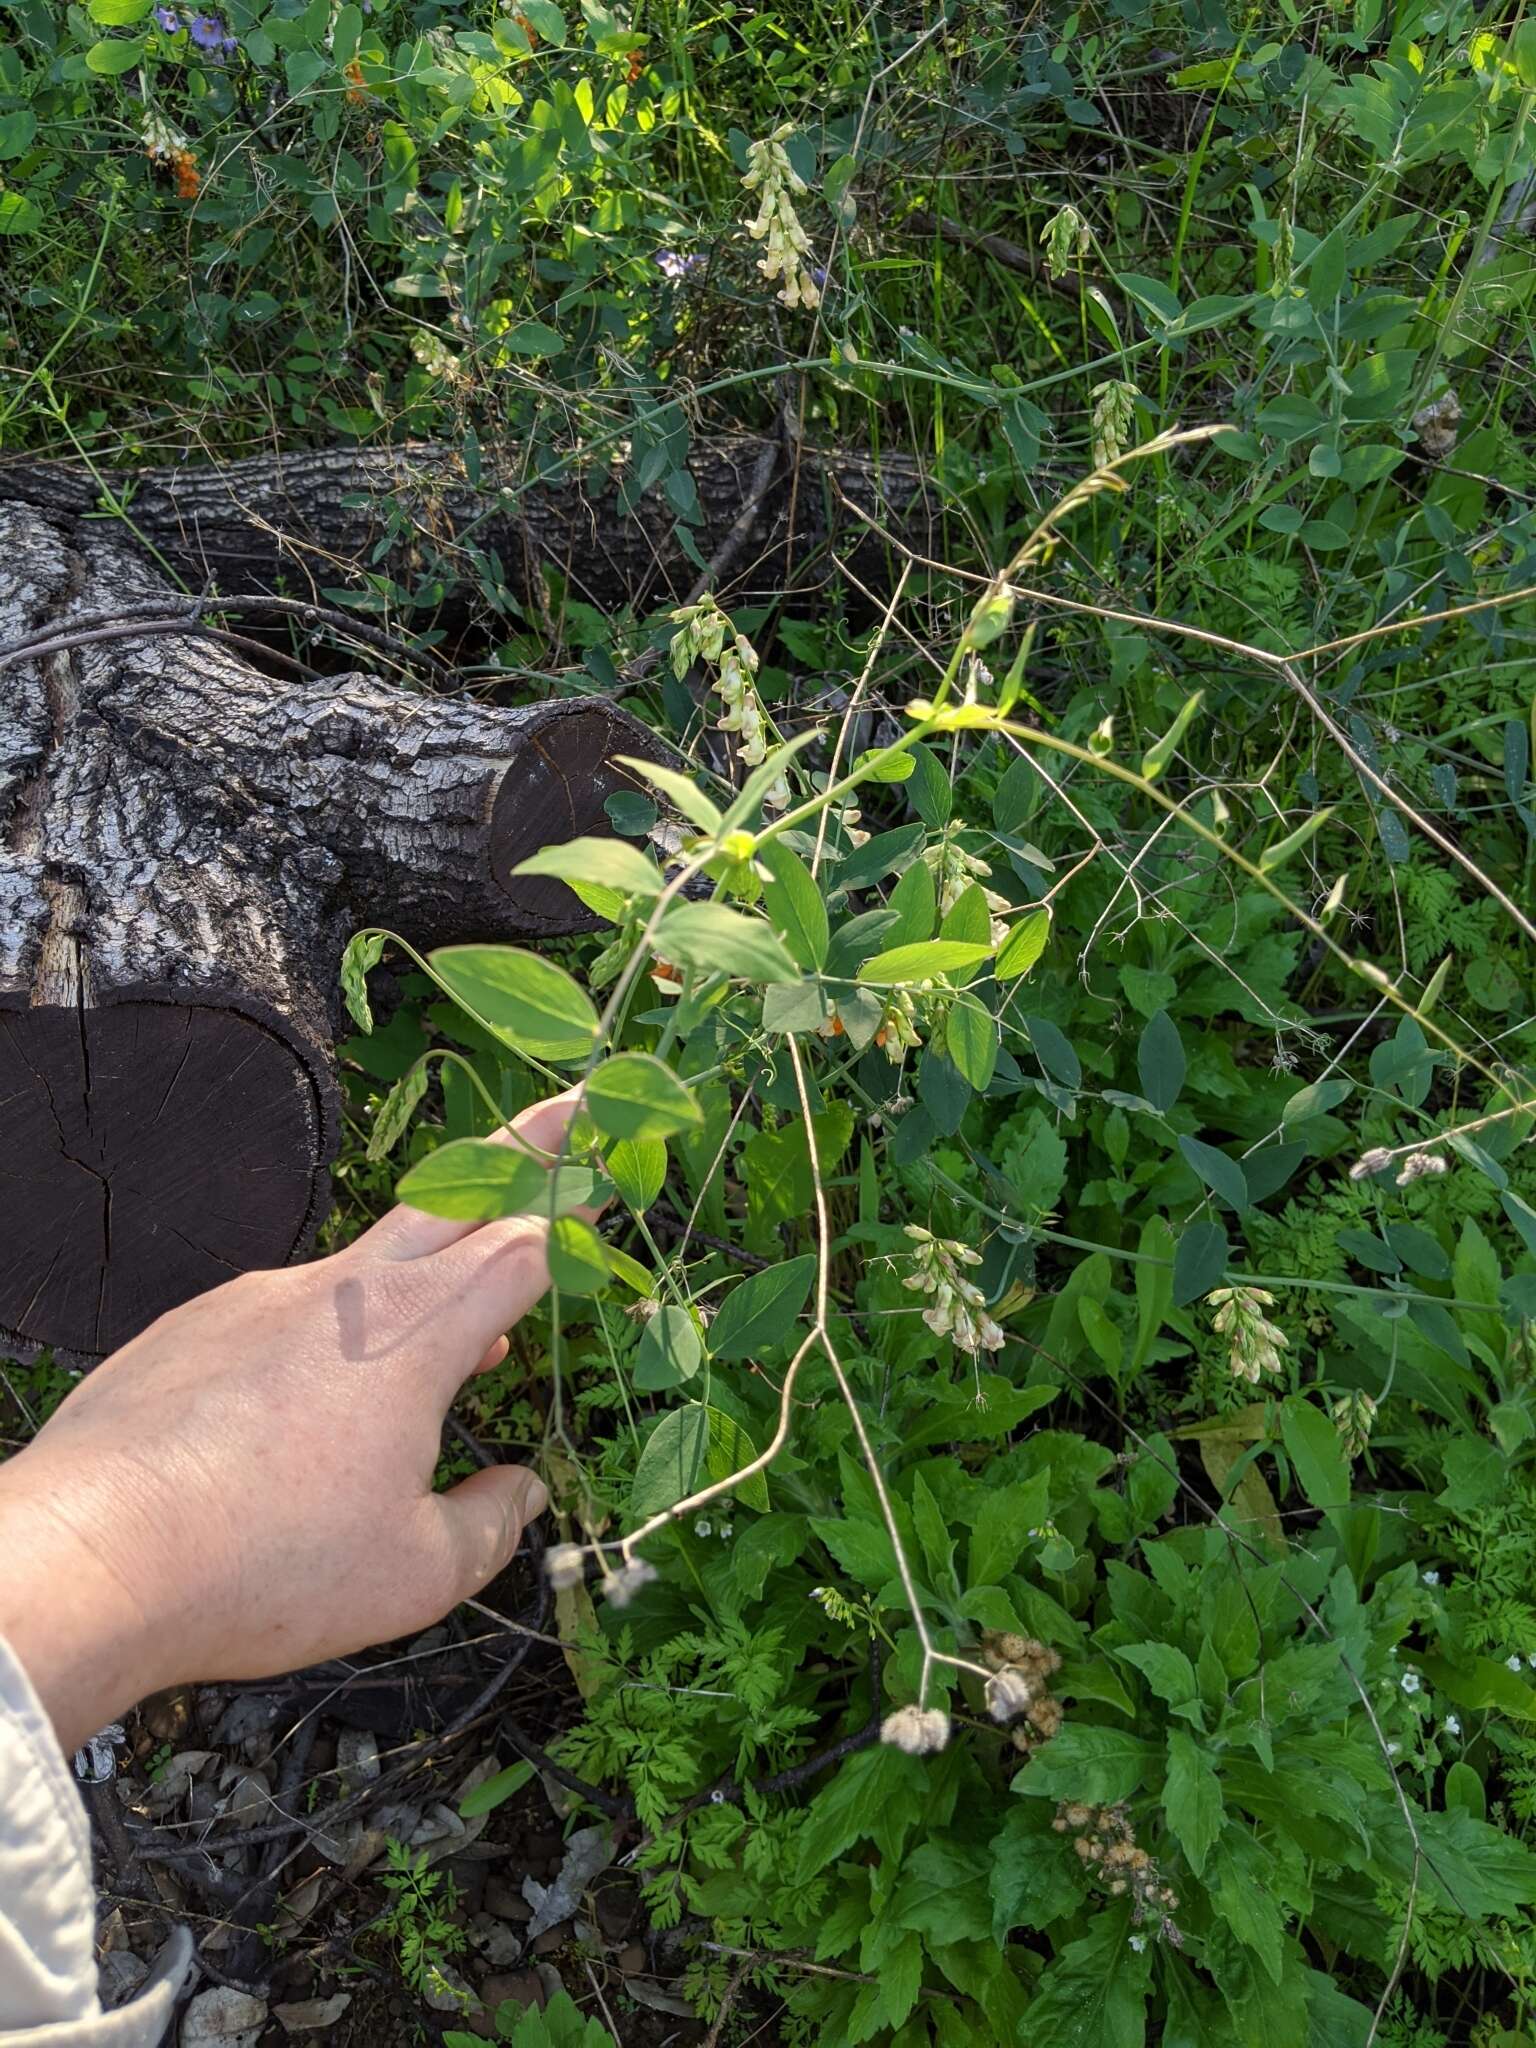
[0,1635,191,2047]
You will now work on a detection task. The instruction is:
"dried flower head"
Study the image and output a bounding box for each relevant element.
[880,1705,951,1756]
[601,1557,658,1608]
[1090,379,1140,469]
[544,1543,587,1590]
[669,597,787,807]
[1332,1389,1377,1462]
[985,1669,1036,1722]
[1349,1146,1394,1181]
[1413,389,1461,461]
[1395,1151,1447,1187]
[741,124,822,310]
[1208,1285,1288,1384]
[1041,202,1090,279]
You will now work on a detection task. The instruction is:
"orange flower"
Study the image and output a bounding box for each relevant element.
[171,149,201,199]
[626,45,645,83]
[345,57,366,104]
[514,10,539,46]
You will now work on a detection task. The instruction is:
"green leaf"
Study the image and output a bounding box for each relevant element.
[946,993,997,1091]
[705,1406,769,1511]
[340,930,386,1032]
[1213,1833,1287,1984]
[502,318,564,355]
[606,1136,666,1212]
[709,1254,816,1361]
[1172,1221,1228,1305]
[968,1473,1052,1586]
[797,1743,924,1879]
[615,754,722,833]
[1022,1902,1153,2041]
[85,35,145,70]
[586,1053,702,1142]
[1119,1640,1199,1713]
[1282,1077,1353,1124]
[995,907,1052,981]
[1138,1011,1185,1112]
[630,1403,709,1516]
[1178,1135,1249,1211]
[633,1304,702,1390]
[1014,1725,1161,1803]
[1117,270,1183,326]
[548,1215,609,1294]
[1140,691,1204,782]
[1417,1653,1536,1724]
[458,1758,534,1818]
[1280,1395,1350,1518]
[884,857,936,947]
[654,902,800,983]
[989,1809,1089,1938]
[1163,1730,1223,1877]
[366,1062,428,1161]
[89,0,152,21]
[0,111,39,160]
[430,945,599,1063]
[397,1141,593,1222]
[759,839,829,970]
[511,836,663,897]
[859,939,993,984]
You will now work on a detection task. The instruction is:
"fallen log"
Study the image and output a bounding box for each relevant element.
[0,500,665,1368]
[0,435,932,613]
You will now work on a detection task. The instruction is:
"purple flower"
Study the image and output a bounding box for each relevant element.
[654,249,702,281]
[188,12,228,47]
[154,4,182,28]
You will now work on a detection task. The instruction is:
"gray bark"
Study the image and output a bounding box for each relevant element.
[0,436,931,612]
[0,501,665,1366]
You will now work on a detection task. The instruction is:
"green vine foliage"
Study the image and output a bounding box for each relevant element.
[12,0,1536,2040]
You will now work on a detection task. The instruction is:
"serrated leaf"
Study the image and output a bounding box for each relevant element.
[430,944,598,1063]
[1014,1725,1162,1803]
[1163,1730,1223,1877]
[586,1052,702,1142]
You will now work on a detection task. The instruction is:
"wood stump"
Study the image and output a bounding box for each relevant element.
[0,500,664,1367]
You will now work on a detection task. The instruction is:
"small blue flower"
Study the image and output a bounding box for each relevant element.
[154,5,182,29]
[654,249,701,280]
[188,12,227,47]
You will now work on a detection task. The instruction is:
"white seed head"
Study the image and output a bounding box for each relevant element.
[984,1669,1036,1723]
[880,1705,951,1756]
[544,1543,587,1590]
[601,1558,659,1609]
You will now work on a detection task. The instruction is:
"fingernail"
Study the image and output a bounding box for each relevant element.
[510,1467,550,1521]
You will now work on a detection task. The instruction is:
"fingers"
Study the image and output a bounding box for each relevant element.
[475,1335,510,1376]
[416,1215,562,1388]
[427,1464,549,1608]
[357,1087,585,1263]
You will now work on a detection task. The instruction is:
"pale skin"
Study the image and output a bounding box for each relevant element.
[0,1092,587,1756]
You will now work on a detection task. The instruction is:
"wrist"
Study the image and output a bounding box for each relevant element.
[0,1444,175,1754]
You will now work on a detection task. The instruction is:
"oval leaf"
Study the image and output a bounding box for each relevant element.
[654,902,800,983]
[586,1052,702,1143]
[398,1140,592,1221]
[512,836,663,897]
[858,939,993,984]
[431,944,598,1062]
[995,907,1051,981]
[710,1254,816,1362]
[607,1136,667,1212]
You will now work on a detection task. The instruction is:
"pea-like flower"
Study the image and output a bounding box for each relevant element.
[902,1226,1005,1356]
[741,125,822,311]
[670,597,788,806]
[1208,1285,1287,1384]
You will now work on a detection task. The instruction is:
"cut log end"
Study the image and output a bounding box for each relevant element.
[0,998,330,1363]
[489,704,652,925]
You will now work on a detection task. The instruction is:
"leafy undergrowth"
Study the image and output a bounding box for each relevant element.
[9,0,1536,2042]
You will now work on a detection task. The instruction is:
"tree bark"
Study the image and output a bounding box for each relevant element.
[0,501,665,1368]
[0,436,931,614]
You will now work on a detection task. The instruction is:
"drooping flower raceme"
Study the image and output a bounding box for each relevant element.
[902,1225,1004,1356]
[741,125,822,311]
[1090,378,1139,468]
[1207,1285,1287,1384]
[923,827,1010,943]
[669,597,787,807]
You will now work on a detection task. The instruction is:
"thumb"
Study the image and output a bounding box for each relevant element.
[428,1464,549,1606]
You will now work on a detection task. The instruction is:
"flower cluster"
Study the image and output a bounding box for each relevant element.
[654,249,702,281]
[1332,1389,1378,1462]
[669,597,787,807]
[1041,202,1089,279]
[154,6,238,50]
[922,829,1009,942]
[902,1225,1004,1356]
[1054,1802,1182,1941]
[141,111,201,198]
[1350,1145,1448,1187]
[741,124,822,310]
[1207,1284,1287,1384]
[880,1704,950,1756]
[1090,378,1139,468]
[981,1633,1063,1750]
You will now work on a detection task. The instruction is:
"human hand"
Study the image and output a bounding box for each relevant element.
[0,1091,582,1754]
